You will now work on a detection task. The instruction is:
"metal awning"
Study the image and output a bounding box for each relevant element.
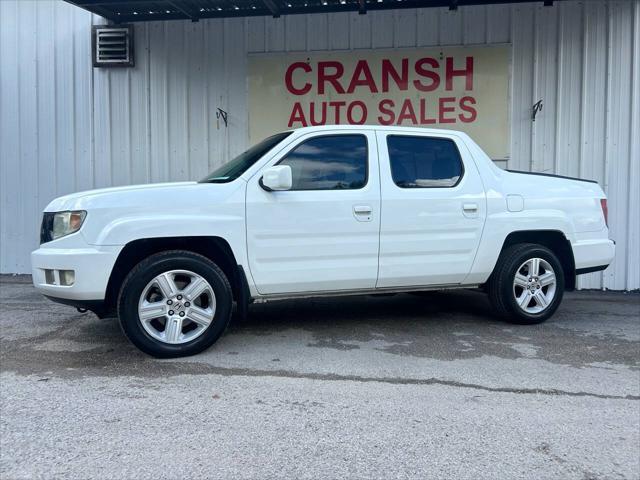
[66,0,559,23]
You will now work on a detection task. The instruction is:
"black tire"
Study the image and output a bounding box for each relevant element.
[117,250,232,358]
[488,243,565,325]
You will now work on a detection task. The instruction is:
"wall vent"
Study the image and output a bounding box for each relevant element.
[92,25,134,67]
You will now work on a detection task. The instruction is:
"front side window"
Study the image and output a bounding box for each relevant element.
[387,136,463,188]
[278,135,368,190]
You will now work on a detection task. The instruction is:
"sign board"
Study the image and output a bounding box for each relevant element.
[248,45,510,160]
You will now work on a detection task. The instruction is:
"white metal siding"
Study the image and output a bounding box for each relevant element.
[1,0,638,290]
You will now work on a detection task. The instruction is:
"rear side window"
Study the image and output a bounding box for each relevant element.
[278,135,368,190]
[387,136,463,188]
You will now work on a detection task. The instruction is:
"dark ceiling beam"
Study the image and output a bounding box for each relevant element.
[66,0,567,23]
[72,0,128,22]
[90,5,120,21]
[166,0,199,21]
[262,0,281,18]
[77,0,156,5]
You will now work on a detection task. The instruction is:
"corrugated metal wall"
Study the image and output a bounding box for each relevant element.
[1,0,638,290]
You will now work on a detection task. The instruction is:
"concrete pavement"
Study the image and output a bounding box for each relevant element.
[1,275,638,479]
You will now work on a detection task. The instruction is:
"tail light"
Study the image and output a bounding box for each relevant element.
[600,198,608,227]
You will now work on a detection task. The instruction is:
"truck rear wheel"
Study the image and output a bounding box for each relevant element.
[118,250,232,358]
[488,243,564,324]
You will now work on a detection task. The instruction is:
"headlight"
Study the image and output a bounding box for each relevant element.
[40,211,87,244]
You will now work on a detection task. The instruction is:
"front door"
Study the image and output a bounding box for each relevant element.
[376,131,487,288]
[246,130,380,295]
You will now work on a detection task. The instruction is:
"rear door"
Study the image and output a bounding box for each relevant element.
[376,131,486,288]
[245,129,380,295]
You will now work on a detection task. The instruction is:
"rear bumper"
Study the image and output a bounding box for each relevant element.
[572,238,615,273]
[576,264,610,275]
[31,244,122,301]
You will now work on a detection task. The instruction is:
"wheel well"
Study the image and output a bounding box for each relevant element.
[500,230,576,291]
[104,236,246,315]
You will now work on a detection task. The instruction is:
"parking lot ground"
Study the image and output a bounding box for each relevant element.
[1,275,639,479]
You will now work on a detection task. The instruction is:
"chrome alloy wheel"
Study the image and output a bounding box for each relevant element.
[512,257,557,314]
[137,270,216,344]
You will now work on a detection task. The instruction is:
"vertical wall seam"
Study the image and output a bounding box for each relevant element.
[326,13,330,51]
[185,24,191,180]
[107,70,113,185]
[603,0,612,288]
[578,3,588,181]
[127,67,132,184]
[576,4,585,180]
[626,0,639,289]
[16,2,23,271]
[145,24,151,183]
[53,5,59,195]
[576,1,589,290]
[90,15,96,188]
[577,4,586,181]
[436,7,441,47]
[484,5,488,44]
[223,19,229,162]
[530,5,538,172]
[283,15,288,50]
[552,3,563,175]
[71,10,77,192]
[462,8,467,45]
[508,4,515,169]
[34,1,40,217]
[204,21,210,173]
[164,21,170,182]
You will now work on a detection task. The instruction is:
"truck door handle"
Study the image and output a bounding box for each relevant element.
[353,205,372,214]
[462,203,479,218]
[353,205,373,222]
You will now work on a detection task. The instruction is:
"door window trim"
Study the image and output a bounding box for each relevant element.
[385,134,465,189]
[275,133,370,191]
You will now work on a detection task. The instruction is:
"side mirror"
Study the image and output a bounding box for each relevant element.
[260,165,292,191]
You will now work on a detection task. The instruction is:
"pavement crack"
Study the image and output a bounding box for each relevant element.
[173,363,640,401]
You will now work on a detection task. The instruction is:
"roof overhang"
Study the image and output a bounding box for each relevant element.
[65,0,560,23]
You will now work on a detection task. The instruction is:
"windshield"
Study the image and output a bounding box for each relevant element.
[199,132,292,183]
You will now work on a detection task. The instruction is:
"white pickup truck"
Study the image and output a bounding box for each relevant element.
[32,126,614,357]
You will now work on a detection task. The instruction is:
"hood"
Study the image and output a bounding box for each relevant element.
[44,181,232,211]
[43,180,247,246]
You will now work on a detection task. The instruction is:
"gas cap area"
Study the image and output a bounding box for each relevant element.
[507,194,524,212]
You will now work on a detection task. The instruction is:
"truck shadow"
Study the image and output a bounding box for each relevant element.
[229,289,639,369]
[237,289,496,331]
[2,284,639,377]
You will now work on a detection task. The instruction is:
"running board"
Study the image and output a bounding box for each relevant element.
[252,284,481,303]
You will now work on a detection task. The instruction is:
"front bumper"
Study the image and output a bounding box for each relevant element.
[31,244,122,301]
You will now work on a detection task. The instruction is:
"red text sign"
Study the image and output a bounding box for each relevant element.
[249,46,509,159]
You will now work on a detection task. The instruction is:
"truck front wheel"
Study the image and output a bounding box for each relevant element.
[488,243,565,324]
[118,250,233,358]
